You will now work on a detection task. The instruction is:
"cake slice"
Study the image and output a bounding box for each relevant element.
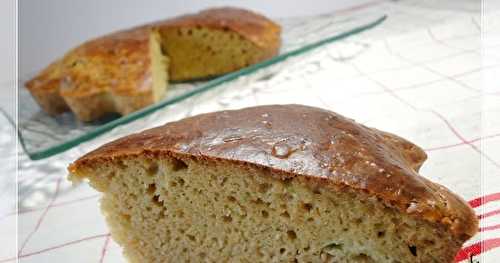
[26,27,168,122]
[68,105,477,262]
[154,7,281,81]
[26,7,281,121]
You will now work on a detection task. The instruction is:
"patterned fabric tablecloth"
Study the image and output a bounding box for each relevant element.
[2,0,499,262]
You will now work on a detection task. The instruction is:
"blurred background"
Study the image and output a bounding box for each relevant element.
[0,0,373,119]
[19,0,370,82]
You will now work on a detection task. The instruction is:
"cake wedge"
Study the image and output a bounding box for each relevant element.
[69,104,477,262]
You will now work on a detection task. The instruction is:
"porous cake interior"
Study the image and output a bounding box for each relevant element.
[78,155,459,263]
[159,27,269,81]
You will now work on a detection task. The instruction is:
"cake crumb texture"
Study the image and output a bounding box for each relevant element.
[78,156,461,262]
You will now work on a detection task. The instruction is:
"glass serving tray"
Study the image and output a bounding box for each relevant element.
[18,12,386,160]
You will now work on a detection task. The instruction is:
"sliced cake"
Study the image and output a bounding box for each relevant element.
[26,8,281,121]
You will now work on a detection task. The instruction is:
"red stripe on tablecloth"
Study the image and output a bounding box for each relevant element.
[469,193,500,208]
[453,194,500,260]
[455,238,500,262]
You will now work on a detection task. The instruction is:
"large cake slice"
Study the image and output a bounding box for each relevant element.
[69,105,477,262]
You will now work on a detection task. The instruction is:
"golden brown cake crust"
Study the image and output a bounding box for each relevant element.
[70,104,478,242]
[58,26,154,98]
[153,7,281,52]
[25,26,158,121]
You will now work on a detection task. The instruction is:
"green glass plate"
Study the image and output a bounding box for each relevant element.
[18,13,386,160]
